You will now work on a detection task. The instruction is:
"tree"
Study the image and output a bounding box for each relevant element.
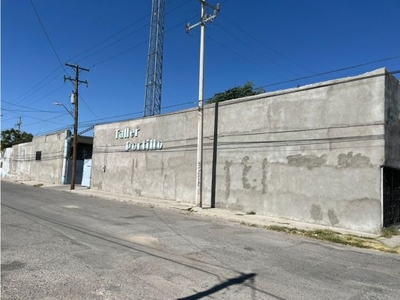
[207,82,265,104]
[1,129,33,150]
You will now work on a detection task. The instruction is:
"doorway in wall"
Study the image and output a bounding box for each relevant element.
[383,167,400,227]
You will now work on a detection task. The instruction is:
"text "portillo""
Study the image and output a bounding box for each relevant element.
[125,139,163,151]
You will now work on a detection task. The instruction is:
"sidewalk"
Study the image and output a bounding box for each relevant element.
[3,178,400,250]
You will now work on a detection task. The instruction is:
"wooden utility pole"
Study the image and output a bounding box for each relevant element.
[64,63,89,190]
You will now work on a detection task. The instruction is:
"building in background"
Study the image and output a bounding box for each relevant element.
[1,130,93,185]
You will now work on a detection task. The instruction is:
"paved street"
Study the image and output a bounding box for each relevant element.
[2,180,400,299]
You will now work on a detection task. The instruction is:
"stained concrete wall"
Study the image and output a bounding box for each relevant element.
[91,68,396,234]
[1,148,14,178]
[2,130,70,184]
[10,142,33,180]
[30,130,69,184]
[92,112,198,201]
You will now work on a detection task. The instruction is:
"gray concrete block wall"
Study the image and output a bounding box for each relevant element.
[91,68,396,233]
[30,130,68,184]
[92,113,199,203]
[1,148,13,177]
[4,130,69,184]
[200,69,387,233]
[9,142,32,180]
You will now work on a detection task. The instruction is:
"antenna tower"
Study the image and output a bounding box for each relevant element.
[144,0,165,117]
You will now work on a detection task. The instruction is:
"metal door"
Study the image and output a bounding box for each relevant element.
[81,159,92,187]
[383,167,400,227]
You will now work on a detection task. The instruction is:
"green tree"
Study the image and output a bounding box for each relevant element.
[207,82,265,104]
[1,129,33,150]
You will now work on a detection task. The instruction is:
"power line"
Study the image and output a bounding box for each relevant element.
[208,35,289,79]
[4,0,192,112]
[8,112,70,128]
[29,0,68,75]
[17,65,399,135]
[74,0,192,66]
[78,23,150,63]
[220,15,312,74]
[216,24,297,78]
[89,16,191,67]
[13,66,63,105]
[2,108,61,114]
[260,56,400,89]
[79,94,99,119]
[2,100,62,113]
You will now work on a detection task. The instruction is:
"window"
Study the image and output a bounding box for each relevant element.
[35,151,42,161]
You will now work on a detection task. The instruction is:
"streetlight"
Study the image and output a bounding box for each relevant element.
[53,102,74,118]
[53,101,77,190]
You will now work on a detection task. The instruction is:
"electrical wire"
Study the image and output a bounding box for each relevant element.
[216,24,297,78]
[2,100,62,113]
[220,16,313,74]
[208,35,289,79]
[1,108,61,114]
[12,66,63,105]
[75,0,192,66]
[8,1,400,137]
[29,0,68,76]
[6,0,192,113]
[259,56,400,89]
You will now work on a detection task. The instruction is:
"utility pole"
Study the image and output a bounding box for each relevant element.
[15,116,22,131]
[64,63,89,190]
[186,0,220,207]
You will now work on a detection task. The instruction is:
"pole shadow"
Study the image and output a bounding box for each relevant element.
[177,272,256,300]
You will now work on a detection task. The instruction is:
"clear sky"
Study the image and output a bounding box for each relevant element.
[2,0,400,136]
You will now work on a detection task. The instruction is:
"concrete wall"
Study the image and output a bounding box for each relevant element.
[92,111,198,201]
[30,130,69,184]
[10,142,33,180]
[2,130,70,184]
[1,148,14,178]
[91,68,394,234]
[384,71,400,168]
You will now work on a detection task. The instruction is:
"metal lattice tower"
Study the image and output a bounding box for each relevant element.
[144,0,165,117]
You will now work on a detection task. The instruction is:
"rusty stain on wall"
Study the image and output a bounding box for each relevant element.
[338,152,371,168]
[287,154,327,170]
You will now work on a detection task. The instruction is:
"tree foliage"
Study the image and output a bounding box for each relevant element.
[207,82,265,104]
[1,129,33,150]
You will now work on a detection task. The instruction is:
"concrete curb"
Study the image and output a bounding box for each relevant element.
[3,178,399,250]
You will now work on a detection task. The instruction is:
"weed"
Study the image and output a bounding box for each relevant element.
[381,227,400,238]
[266,225,400,255]
[33,184,43,187]
[246,211,256,215]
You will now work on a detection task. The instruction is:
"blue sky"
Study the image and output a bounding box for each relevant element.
[2,0,400,136]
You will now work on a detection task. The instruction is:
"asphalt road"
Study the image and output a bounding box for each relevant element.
[1,180,400,300]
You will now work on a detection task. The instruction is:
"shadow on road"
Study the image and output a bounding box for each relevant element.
[177,273,258,300]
